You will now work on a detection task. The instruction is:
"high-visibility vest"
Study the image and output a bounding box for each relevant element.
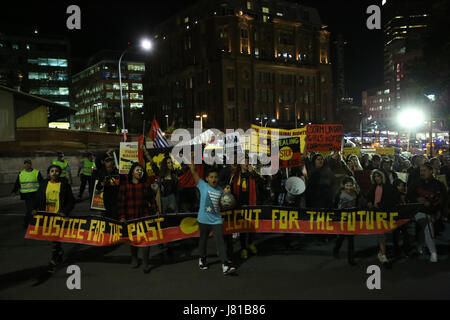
[53,159,69,177]
[19,169,40,193]
[81,158,95,176]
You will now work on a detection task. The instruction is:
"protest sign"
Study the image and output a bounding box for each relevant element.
[90,180,106,211]
[272,137,302,168]
[344,147,361,158]
[119,142,139,174]
[376,148,395,156]
[306,125,343,152]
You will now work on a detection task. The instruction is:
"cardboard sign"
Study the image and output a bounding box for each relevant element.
[306,125,343,152]
[376,148,395,156]
[250,125,307,154]
[119,142,139,174]
[90,180,106,211]
[272,137,302,168]
[344,147,361,157]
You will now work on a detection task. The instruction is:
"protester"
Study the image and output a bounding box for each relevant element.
[407,163,448,262]
[156,156,179,214]
[31,165,75,273]
[371,154,382,170]
[407,155,425,189]
[187,157,236,275]
[367,169,393,267]
[119,163,157,273]
[52,152,73,184]
[306,154,334,208]
[95,157,121,219]
[346,154,363,172]
[77,152,96,200]
[391,178,412,257]
[360,153,371,170]
[333,176,360,265]
[381,158,398,184]
[11,160,44,229]
[229,155,261,260]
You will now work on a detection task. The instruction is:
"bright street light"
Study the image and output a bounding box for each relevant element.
[398,109,424,128]
[119,38,153,141]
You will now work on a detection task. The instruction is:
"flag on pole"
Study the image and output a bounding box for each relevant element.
[149,117,170,148]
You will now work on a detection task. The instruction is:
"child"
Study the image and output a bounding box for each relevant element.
[188,160,236,275]
[333,176,359,265]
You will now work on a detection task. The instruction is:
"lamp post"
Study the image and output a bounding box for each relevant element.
[118,39,153,141]
[196,113,207,129]
[425,94,435,157]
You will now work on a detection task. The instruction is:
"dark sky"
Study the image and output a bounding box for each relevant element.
[1,0,385,105]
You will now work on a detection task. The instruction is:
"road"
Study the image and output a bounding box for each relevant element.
[0,194,449,300]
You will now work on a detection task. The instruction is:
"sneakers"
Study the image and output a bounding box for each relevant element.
[430,252,438,263]
[248,243,258,255]
[377,252,389,264]
[240,249,248,260]
[222,263,236,275]
[199,257,208,270]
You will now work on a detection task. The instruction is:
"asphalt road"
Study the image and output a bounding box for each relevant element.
[1,195,449,300]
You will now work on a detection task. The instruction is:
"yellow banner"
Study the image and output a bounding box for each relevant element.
[344,147,361,157]
[376,148,395,156]
[119,142,139,174]
[250,125,306,154]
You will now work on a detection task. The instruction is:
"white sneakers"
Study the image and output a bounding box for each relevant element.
[222,263,236,275]
[430,252,438,263]
[378,252,389,264]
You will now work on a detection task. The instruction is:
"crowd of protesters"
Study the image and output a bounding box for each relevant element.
[11,148,450,274]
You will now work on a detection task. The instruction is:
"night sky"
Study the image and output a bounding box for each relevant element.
[1,0,385,105]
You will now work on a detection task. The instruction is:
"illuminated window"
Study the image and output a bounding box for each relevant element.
[128,63,145,71]
[131,83,143,91]
[130,93,143,100]
[263,15,269,22]
[262,7,269,13]
[130,102,143,109]
[12,44,19,50]
[247,1,252,10]
[184,17,189,23]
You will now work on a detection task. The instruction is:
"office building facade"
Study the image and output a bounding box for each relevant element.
[72,52,145,132]
[147,0,333,131]
[0,32,71,109]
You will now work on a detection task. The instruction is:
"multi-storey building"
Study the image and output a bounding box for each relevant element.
[147,0,333,131]
[0,31,71,110]
[363,0,430,128]
[72,51,146,132]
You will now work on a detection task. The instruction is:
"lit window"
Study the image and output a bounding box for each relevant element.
[262,7,269,13]
[12,44,19,50]
[184,17,189,23]
[130,102,143,109]
[263,15,269,22]
[131,83,143,91]
[128,63,145,71]
[130,93,143,100]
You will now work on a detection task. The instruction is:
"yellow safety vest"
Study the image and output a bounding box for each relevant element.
[53,159,69,177]
[19,169,40,193]
[81,158,95,176]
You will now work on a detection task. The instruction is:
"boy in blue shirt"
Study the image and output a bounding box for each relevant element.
[188,161,236,275]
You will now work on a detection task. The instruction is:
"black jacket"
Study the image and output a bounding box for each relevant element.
[33,179,75,215]
[367,183,394,209]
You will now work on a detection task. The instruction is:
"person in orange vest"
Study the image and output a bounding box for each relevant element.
[11,160,43,228]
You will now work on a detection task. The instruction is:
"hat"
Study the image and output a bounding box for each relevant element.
[24,159,32,164]
[57,152,64,157]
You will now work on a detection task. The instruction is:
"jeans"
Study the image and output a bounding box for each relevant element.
[415,212,437,254]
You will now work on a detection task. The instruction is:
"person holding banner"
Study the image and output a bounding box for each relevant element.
[229,156,261,260]
[367,169,394,267]
[31,165,75,273]
[333,176,361,265]
[156,156,179,214]
[95,158,121,219]
[391,179,413,257]
[187,157,236,275]
[119,163,157,273]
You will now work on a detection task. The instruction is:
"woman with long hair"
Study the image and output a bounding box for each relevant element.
[119,163,157,273]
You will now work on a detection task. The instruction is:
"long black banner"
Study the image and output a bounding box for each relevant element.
[25,204,421,246]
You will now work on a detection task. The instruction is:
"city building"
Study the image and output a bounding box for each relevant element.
[72,51,146,132]
[363,0,431,128]
[147,0,334,131]
[0,31,72,112]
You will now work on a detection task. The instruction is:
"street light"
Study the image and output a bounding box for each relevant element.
[165,114,169,129]
[196,114,207,129]
[398,109,424,151]
[118,38,153,141]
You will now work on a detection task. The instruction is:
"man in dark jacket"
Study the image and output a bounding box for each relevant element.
[95,157,121,219]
